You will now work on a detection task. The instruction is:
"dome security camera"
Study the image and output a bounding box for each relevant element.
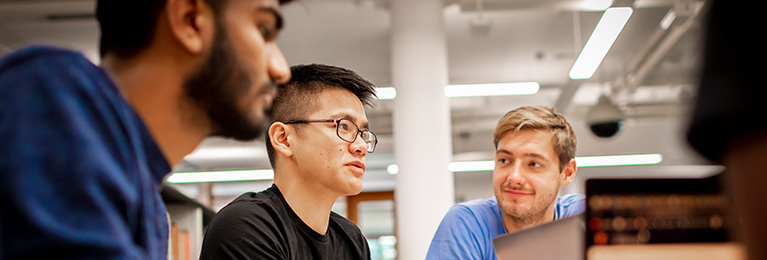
[586,95,624,138]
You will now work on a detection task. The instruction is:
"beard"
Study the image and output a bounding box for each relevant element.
[183,23,275,141]
[497,184,559,227]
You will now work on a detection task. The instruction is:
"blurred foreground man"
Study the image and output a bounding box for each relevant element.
[0,0,292,258]
[687,0,767,259]
[426,106,585,260]
[200,64,377,260]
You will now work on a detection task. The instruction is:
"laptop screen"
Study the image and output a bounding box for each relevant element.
[585,174,743,259]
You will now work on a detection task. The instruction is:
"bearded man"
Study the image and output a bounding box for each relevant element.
[426,105,585,260]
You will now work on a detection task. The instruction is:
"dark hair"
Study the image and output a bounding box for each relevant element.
[265,63,378,168]
[95,0,291,58]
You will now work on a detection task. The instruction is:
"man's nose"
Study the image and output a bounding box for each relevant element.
[267,44,290,85]
[349,134,368,156]
[505,162,525,186]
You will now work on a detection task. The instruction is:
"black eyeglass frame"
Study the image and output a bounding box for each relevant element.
[283,118,378,153]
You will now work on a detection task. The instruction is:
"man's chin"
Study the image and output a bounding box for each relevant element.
[342,182,364,196]
[210,118,267,141]
[498,200,530,214]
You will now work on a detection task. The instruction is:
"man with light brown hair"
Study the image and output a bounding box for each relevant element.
[426,105,585,260]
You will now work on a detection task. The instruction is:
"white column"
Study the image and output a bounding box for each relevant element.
[197,182,212,208]
[390,0,455,259]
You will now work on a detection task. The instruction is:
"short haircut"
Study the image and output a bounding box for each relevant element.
[266,64,378,168]
[96,0,291,58]
[492,106,577,171]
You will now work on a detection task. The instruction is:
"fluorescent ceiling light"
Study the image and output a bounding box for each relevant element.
[659,10,676,30]
[575,153,663,167]
[184,147,266,161]
[582,0,613,10]
[387,164,399,175]
[375,87,397,100]
[172,154,662,182]
[569,7,633,80]
[166,169,274,183]
[444,153,662,172]
[444,82,540,97]
[448,160,496,172]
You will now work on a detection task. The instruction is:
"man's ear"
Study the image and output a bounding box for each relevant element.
[165,0,214,55]
[269,122,293,158]
[560,159,577,187]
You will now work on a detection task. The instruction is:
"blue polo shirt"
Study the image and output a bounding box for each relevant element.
[426,195,585,260]
[0,46,171,259]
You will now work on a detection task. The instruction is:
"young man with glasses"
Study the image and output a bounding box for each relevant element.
[200,64,377,259]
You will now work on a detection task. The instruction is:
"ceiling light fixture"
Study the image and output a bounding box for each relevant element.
[166,169,274,183]
[659,10,676,30]
[445,153,663,172]
[183,147,266,161]
[569,7,633,79]
[448,160,496,172]
[444,82,540,97]
[387,164,400,175]
[170,154,663,181]
[575,153,663,167]
[375,87,397,100]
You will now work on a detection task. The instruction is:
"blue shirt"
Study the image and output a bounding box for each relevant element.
[0,46,171,259]
[425,195,585,260]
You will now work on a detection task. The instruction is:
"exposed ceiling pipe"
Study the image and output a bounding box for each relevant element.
[554,79,583,113]
[555,0,705,113]
[609,0,707,102]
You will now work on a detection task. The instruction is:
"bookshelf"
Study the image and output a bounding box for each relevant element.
[161,184,215,260]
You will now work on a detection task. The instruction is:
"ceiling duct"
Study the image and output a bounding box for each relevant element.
[554,0,705,113]
[609,0,706,102]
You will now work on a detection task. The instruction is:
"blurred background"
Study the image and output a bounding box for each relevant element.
[0,0,720,259]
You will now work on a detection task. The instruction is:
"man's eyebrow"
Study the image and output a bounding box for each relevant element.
[257,6,284,30]
[495,150,549,160]
[522,152,548,160]
[332,113,369,129]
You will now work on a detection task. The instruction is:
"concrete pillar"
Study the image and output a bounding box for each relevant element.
[197,182,212,208]
[390,0,455,259]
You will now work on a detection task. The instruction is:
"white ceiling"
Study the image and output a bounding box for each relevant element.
[0,0,715,201]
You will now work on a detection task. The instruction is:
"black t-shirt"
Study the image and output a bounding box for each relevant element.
[199,184,371,260]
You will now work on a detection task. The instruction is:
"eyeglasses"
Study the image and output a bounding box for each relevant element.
[284,118,378,153]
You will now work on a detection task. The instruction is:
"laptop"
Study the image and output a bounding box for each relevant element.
[584,174,744,260]
[493,214,585,260]
[585,175,728,247]
[494,174,744,260]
